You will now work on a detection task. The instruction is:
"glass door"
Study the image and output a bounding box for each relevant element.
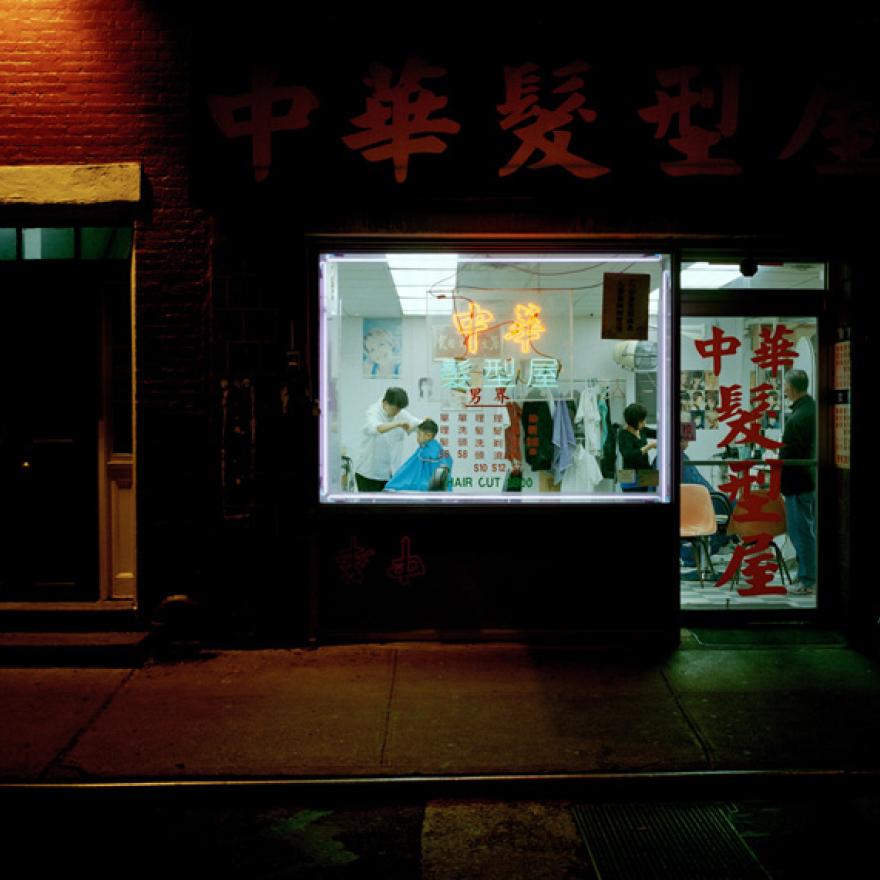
[679,261,824,612]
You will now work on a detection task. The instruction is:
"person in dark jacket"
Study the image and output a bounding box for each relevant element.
[618,402,656,492]
[781,369,817,593]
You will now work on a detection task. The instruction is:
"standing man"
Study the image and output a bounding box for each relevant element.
[354,387,421,492]
[781,369,817,593]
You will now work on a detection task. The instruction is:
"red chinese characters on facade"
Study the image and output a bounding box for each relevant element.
[497,61,609,179]
[638,65,743,176]
[694,326,741,376]
[752,325,799,376]
[343,58,461,183]
[697,319,802,596]
[209,67,320,183]
[715,462,787,596]
[780,88,880,174]
[716,383,783,452]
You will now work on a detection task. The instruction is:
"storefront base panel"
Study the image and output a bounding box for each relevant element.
[314,506,679,642]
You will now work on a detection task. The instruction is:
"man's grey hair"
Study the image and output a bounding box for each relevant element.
[785,369,809,393]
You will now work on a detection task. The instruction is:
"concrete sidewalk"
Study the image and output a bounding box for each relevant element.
[2,629,880,784]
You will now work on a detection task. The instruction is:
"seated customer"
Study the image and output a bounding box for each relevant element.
[680,438,735,571]
[384,419,453,492]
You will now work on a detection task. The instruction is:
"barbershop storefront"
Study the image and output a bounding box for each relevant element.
[0,8,872,648]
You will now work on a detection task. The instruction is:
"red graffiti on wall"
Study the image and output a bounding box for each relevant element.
[343,58,461,183]
[337,536,376,585]
[497,61,609,179]
[387,536,427,586]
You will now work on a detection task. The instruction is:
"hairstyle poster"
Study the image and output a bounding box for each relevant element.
[363,318,402,378]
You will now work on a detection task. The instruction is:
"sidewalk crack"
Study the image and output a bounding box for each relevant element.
[38,667,137,781]
[379,649,399,766]
[661,667,716,770]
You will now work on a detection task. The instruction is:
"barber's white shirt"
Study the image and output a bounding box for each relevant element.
[355,400,421,481]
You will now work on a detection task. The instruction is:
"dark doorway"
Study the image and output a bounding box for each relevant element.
[0,264,101,601]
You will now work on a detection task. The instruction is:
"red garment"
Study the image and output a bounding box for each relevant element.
[504,402,523,466]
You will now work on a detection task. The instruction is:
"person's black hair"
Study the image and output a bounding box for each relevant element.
[418,419,439,437]
[383,387,409,408]
[624,402,648,428]
[785,369,808,393]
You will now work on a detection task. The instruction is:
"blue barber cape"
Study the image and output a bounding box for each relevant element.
[385,439,453,492]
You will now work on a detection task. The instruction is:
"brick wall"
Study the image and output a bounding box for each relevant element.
[0,1,212,614]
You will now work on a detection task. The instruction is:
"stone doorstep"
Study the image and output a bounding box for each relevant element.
[0,631,153,668]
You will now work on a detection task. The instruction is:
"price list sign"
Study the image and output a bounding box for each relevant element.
[438,407,509,492]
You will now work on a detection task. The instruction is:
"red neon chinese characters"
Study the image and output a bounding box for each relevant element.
[694,326,741,376]
[780,88,880,175]
[387,536,427,586]
[638,66,742,176]
[453,301,495,354]
[751,325,798,376]
[343,58,461,183]
[208,67,320,183]
[469,388,482,406]
[497,61,609,179]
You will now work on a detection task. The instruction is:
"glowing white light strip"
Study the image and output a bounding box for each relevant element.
[319,260,330,501]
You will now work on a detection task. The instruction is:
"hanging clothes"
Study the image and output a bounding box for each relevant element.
[521,400,553,471]
[504,402,523,465]
[576,384,603,456]
[598,395,609,448]
[561,443,604,493]
[551,399,578,484]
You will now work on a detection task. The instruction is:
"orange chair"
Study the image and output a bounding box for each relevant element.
[726,489,793,588]
[680,484,718,588]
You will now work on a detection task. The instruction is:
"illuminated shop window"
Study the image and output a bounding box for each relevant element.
[0,228,16,260]
[320,252,673,504]
[679,316,819,611]
[22,227,75,260]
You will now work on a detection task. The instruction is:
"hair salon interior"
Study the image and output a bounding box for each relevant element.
[0,5,875,652]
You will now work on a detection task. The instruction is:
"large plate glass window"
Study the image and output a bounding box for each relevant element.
[320,252,672,504]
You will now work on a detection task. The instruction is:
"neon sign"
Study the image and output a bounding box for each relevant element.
[452,301,495,354]
[504,302,546,352]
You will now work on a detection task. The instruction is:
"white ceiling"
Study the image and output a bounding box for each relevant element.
[338,257,664,319]
[334,257,826,319]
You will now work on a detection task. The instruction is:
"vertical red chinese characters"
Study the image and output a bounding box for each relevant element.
[343,58,461,183]
[693,323,799,596]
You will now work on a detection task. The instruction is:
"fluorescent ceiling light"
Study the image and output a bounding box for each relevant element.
[456,254,662,263]
[387,253,458,315]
